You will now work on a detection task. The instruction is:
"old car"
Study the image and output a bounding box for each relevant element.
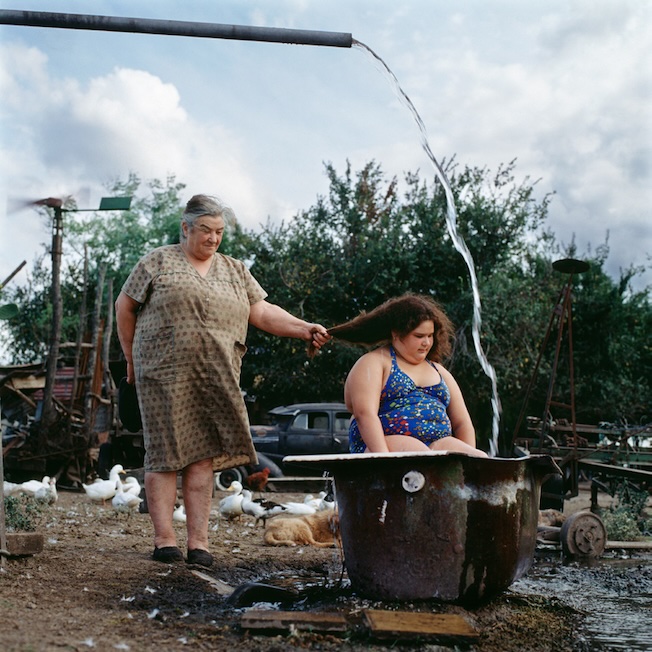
[214,402,352,489]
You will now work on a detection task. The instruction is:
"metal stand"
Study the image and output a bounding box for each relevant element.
[511,258,589,498]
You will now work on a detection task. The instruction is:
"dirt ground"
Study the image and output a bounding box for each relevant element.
[0,480,648,652]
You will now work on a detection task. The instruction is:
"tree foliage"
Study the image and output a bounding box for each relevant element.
[2,162,649,451]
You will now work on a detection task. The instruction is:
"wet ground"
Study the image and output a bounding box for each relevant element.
[0,485,650,651]
[514,551,652,651]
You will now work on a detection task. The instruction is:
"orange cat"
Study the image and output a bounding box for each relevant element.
[264,510,340,548]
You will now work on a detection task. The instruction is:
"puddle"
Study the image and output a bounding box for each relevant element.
[512,552,652,651]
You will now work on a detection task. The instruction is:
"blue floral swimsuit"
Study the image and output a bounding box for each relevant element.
[349,346,452,453]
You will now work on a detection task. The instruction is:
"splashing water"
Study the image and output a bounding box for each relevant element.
[353,40,501,456]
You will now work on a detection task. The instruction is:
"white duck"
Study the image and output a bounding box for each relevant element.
[318,491,336,512]
[280,499,316,516]
[3,480,22,496]
[173,504,187,522]
[303,491,335,512]
[82,464,125,504]
[218,480,244,521]
[17,475,51,498]
[112,480,142,514]
[122,476,142,498]
[241,489,285,526]
[35,476,58,504]
[303,494,323,510]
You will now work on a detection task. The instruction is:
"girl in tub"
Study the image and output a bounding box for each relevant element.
[328,293,487,457]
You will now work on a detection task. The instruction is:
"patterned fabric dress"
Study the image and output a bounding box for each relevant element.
[349,346,452,453]
[121,244,267,472]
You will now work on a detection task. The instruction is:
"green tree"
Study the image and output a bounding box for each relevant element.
[2,175,188,363]
[241,160,554,431]
[3,163,649,452]
[240,159,650,450]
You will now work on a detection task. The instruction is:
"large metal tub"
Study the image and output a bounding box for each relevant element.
[284,451,560,604]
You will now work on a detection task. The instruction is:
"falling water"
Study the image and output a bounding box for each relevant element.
[353,40,501,456]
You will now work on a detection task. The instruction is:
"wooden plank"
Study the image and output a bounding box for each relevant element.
[363,609,478,639]
[241,610,348,632]
[7,376,44,391]
[190,570,234,596]
[606,540,652,550]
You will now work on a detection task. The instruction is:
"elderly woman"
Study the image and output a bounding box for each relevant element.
[115,194,329,566]
[328,293,487,457]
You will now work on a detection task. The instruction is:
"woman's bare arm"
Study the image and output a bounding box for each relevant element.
[115,291,142,383]
[248,299,329,349]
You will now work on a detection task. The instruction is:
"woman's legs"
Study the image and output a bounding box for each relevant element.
[144,470,179,549]
[181,457,214,552]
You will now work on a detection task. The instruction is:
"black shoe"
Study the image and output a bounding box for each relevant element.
[152,546,184,563]
[187,549,214,567]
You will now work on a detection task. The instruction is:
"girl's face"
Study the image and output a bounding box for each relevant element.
[394,320,434,363]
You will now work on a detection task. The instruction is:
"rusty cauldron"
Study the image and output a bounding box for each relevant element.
[284,451,560,604]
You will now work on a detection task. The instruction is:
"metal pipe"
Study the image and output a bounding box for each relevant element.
[0,9,353,48]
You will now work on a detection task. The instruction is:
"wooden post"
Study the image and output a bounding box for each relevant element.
[103,278,114,395]
[69,245,89,417]
[82,264,106,471]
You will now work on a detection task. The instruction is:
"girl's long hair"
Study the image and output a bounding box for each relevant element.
[325,293,454,362]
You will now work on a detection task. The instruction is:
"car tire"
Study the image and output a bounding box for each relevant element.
[214,466,247,491]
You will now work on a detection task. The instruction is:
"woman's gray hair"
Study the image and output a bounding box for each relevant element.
[180,194,235,242]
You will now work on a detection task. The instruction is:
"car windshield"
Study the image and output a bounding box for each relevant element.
[269,414,293,431]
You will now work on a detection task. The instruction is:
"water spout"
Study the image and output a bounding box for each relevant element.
[0,9,353,48]
[353,39,501,456]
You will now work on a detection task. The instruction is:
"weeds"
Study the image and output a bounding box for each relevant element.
[3,495,47,531]
[600,480,651,541]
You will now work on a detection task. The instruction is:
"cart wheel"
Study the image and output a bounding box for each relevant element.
[560,511,607,559]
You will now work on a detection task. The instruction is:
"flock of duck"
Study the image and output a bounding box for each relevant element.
[3,475,58,504]
[3,464,142,514]
[4,465,335,526]
[218,480,335,526]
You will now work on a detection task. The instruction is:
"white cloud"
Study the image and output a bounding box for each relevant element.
[0,0,649,294]
[0,49,269,268]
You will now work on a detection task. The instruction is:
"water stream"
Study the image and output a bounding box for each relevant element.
[353,40,501,456]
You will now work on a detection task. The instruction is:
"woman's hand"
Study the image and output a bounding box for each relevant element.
[308,324,330,349]
[125,360,135,384]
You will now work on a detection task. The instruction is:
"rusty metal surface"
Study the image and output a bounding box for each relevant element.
[285,452,560,603]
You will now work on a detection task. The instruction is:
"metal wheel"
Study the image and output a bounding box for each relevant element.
[560,511,607,559]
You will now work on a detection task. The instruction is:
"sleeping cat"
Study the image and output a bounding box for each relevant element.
[263,510,340,548]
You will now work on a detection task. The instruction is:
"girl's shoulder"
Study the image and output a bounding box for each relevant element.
[354,345,391,370]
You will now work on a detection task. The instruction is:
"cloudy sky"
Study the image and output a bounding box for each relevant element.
[0,0,650,294]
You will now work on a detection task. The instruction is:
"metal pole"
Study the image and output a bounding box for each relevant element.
[0,403,8,567]
[42,204,64,430]
[0,9,353,48]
